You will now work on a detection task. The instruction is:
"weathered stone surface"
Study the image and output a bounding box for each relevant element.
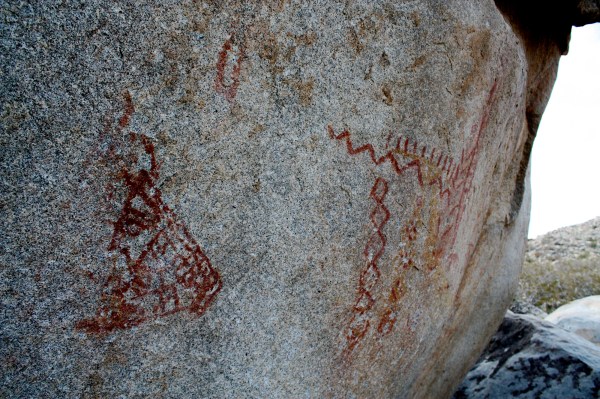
[546,296,600,346]
[0,1,597,398]
[453,311,600,398]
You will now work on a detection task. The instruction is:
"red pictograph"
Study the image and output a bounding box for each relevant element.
[328,126,429,186]
[77,93,222,334]
[215,35,244,102]
[344,177,390,356]
[330,82,499,356]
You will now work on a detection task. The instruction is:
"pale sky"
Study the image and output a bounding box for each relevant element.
[528,23,600,238]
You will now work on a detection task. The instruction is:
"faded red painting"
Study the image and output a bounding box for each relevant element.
[78,93,221,334]
[330,82,498,357]
[215,34,244,102]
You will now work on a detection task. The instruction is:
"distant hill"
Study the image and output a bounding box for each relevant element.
[513,217,600,314]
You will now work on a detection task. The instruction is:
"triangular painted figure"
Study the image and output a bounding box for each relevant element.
[78,96,221,334]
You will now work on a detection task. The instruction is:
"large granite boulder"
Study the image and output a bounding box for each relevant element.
[453,311,600,398]
[1,1,597,397]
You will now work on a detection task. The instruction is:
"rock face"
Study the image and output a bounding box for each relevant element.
[1,1,597,397]
[453,311,600,398]
[546,296,600,346]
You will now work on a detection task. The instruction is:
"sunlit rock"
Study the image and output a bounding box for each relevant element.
[546,295,600,346]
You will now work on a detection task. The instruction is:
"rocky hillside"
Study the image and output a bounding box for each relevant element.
[513,217,600,314]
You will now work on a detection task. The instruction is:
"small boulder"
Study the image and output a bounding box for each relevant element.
[546,295,600,346]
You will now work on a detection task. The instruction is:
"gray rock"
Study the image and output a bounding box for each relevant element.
[546,296,600,346]
[454,311,600,399]
[1,1,598,398]
[511,300,548,319]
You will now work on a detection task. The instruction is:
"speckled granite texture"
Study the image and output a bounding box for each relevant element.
[1,1,592,397]
[454,311,600,398]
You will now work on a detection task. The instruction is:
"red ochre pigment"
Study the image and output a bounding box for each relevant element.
[331,82,499,355]
[215,35,244,102]
[343,177,390,357]
[77,94,221,334]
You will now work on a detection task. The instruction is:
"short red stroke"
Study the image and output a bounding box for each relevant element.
[215,35,244,102]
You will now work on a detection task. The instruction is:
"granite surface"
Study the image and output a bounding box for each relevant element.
[454,311,600,398]
[0,1,585,397]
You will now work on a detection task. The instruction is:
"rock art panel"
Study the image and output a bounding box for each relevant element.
[330,82,499,358]
[2,1,599,398]
[78,94,222,334]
